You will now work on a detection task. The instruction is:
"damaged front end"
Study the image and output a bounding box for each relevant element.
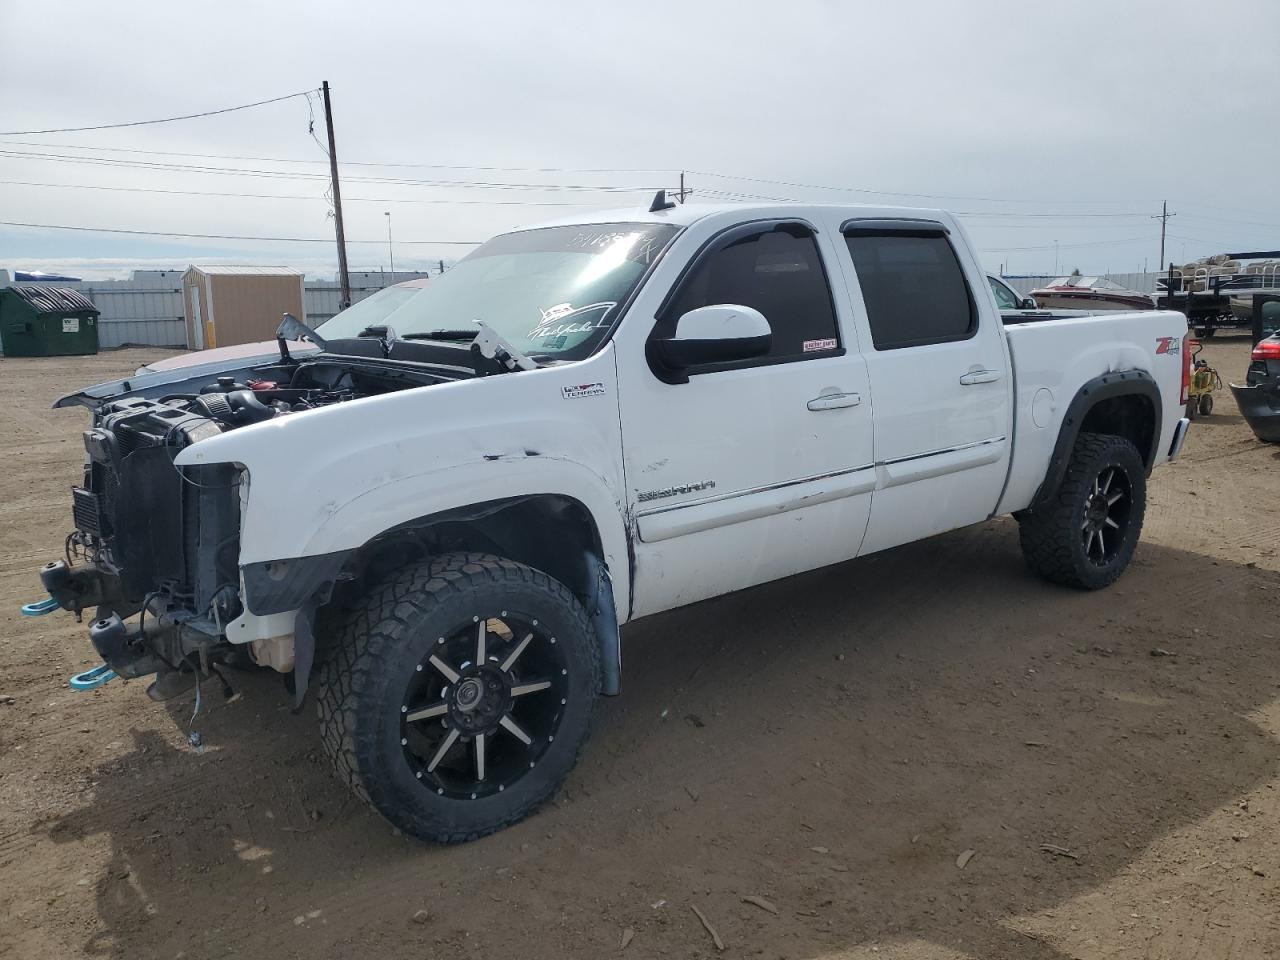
[38,343,460,700]
[43,391,249,699]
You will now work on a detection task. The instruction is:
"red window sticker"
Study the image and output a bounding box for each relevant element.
[803,338,837,353]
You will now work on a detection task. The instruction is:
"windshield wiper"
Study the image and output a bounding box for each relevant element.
[402,329,480,342]
[400,322,536,373]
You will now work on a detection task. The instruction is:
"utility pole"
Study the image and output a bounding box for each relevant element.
[322,81,352,308]
[1152,201,1176,274]
[384,211,394,278]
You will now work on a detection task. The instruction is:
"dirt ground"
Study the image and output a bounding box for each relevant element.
[1,339,1278,960]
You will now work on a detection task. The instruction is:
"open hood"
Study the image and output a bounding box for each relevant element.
[52,341,315,410]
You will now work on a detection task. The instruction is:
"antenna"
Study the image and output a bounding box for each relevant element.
[649,189,677,213]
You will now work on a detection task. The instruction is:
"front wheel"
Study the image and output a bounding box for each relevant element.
[1018,432,1146,590]
[316,552,599,842]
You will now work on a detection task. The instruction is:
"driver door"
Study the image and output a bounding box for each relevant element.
[615,219,875,618]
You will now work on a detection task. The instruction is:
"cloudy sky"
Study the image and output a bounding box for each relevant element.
[1,0,1277,280]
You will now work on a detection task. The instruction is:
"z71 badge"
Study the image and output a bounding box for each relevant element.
[1155,336,1181,355]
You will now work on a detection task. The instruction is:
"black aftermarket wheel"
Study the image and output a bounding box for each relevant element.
[316,552,599,843]
[1018,432,1146,591]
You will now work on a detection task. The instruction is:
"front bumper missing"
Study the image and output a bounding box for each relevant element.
[39,558,224,682]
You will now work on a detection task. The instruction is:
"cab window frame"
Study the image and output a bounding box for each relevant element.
[841,219,979,351]
[648,219,844,378]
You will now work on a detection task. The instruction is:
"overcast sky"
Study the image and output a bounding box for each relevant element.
[1,0,1277,280]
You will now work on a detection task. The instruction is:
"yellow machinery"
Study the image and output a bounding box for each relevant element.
[1186,338,1222,418]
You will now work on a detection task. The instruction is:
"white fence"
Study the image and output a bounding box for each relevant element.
[72,276,186,349]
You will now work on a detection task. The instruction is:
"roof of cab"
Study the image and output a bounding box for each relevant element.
[516,200,953,233]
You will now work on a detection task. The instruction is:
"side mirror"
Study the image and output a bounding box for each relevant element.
[1020,296,1038,310]
[651,305,771,380]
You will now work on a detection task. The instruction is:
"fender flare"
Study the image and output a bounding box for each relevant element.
[1031,369,1162,509]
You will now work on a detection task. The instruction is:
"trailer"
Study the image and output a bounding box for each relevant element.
[1157,250,1280,340]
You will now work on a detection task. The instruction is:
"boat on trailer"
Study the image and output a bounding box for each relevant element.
[1029,276,1156,312]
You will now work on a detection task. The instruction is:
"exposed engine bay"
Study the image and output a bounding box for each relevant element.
[39,352,453,699]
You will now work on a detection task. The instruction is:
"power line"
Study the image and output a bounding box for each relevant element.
[0,148,669,192]
[0,219,482,245]
[1179,211,1280,231]
[0,178,1169,226]
[0,138,677,176]
[1165,232,1242,250]
[954,211,1149,219]
[977,236,1151,252]
[0,90,317,136]
[0,179,597,206]
[691,170,1133,206]
[0,139,678,175]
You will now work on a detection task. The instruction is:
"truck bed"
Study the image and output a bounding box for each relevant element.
[996,309,1189,515]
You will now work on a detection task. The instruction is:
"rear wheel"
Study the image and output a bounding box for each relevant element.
[316,552,599,842]
[1199,394,1214,416]
[1019,432,1146,590]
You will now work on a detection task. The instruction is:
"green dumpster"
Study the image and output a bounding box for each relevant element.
[0,286,100,357]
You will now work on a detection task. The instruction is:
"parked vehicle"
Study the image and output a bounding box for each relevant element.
[1030,276,1156,312]
[987,274,1037,312]
[30,200,1192,842]
[1230,331,1280,442]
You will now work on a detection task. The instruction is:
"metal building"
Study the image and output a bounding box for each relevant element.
[182,265,305,350]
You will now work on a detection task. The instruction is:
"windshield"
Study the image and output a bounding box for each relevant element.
[315,222,679,360]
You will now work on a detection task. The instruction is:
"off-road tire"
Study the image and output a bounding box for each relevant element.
[316,552,599,843]
[1199,394,1213,416]
[1019,432,1146,590]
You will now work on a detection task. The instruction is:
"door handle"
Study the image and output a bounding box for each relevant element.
[959,368,1002,385]
[807,392,862,411]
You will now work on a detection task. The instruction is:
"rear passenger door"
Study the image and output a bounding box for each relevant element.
[617,219,875,618]
[836,219,1012,555]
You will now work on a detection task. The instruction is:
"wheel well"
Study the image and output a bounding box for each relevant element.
[341,495,605,603]
[1079,393,1157,467]
[1030,371,1163,511]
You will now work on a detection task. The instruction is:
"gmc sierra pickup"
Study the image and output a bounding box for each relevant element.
[31,198,1192,842]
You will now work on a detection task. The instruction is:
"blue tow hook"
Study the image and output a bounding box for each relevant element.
[21,597,61,617]
[69,664,117,691]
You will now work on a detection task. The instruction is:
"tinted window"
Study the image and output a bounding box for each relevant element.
[661,224,839,363]
[988,276,1020,310]
[845,232,976,350]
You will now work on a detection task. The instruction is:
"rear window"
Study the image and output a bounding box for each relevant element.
[845,231,976,350]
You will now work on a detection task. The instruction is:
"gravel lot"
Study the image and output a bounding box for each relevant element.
[1,338,1278,960]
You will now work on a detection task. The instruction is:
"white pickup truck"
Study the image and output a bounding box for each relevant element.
[34,197,1191,842]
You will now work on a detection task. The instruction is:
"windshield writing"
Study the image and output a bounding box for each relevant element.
[316,222,678,360]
